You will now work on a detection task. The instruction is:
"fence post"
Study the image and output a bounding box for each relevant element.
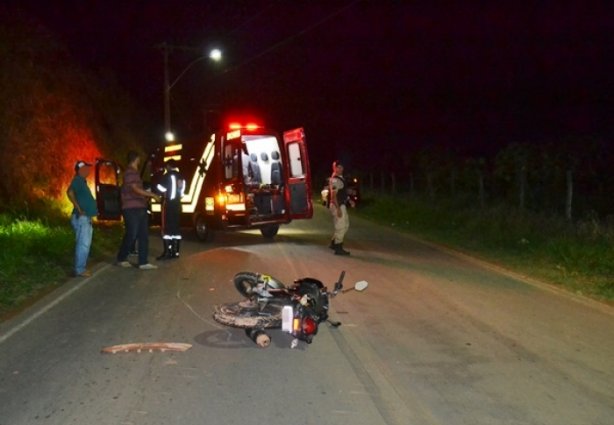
[565,168,573,221]
[427,172,434,199]
[518,163,527,210]
[478,170,485,208]
[390,172,396,194]
[450,168,456,196]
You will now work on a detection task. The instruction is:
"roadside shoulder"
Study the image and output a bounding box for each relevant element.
[352,213,614,317]
[0,263,110,344]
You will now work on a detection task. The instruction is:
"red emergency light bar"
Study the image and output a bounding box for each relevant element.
[228,122,262,131]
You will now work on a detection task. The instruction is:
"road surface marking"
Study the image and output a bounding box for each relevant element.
[0,264,111,345]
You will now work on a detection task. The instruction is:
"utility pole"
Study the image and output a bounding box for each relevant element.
[163,43,172,141]
[156,42,222,143]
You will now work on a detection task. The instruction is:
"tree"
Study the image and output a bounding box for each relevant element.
[0,8,147,211]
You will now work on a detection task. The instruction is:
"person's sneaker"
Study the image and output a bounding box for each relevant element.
[116,261,132,268]
[76,270,91,277]
[139,263,158,270]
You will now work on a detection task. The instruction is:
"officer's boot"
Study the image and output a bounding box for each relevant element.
[173,239,181,258]
[334,243,350,256]
[167,240,177,259]
[329,239,336,250]
[156,240,170,261]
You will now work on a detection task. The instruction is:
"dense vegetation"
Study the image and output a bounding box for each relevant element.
[0,7,148,212]
[0,213,122,317]
[0,8,149,316]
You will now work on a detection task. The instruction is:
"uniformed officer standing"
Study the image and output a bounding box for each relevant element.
[328,160,353,256]
[156,160,185,260]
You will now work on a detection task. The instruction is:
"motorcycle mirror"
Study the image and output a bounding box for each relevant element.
[354,280,368,292]
[333,271,346,293]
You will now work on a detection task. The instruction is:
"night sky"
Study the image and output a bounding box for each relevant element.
[13,0,614,170]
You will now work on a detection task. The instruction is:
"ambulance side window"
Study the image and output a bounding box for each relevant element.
[140,158,153,190]
[224,144,232,179]
[288,142,304,178]
[224,143,239,180]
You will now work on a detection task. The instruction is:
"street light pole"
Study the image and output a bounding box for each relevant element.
[163,43,173,142]
[159,43,222,143]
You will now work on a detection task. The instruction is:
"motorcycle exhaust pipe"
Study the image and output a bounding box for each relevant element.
[245,329,271,348]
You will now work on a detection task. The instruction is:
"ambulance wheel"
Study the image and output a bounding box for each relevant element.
[260,224,279,239]
[195,214,211,241]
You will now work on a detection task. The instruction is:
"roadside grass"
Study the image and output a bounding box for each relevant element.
[356,194,614,301]
[0,212,122,318]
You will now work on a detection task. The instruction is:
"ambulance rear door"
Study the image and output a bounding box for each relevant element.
[283,128,313,219]
[95,158,122,221]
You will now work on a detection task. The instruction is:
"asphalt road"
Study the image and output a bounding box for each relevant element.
[1,206,613,425]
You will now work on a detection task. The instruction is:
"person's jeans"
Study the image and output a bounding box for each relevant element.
[71,214,93,275]
[117,208,149,265]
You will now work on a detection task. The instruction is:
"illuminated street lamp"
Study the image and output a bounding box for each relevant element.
[164,131,175,142]
[161,43,223,143]
[209,48,222,62]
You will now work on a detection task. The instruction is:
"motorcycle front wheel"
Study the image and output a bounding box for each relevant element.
[233,272,260,299]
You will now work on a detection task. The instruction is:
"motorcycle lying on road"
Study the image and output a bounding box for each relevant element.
[213,271,368,348]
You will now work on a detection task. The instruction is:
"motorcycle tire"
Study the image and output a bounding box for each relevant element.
[213,302,282,329]
[233,272,260,299]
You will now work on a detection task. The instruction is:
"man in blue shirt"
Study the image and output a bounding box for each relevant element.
[66,161,98,277]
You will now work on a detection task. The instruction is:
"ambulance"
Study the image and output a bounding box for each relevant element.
[94,123,313,240]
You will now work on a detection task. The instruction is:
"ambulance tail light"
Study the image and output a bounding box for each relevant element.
[217,190,245,211]
[216,192,226,207]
